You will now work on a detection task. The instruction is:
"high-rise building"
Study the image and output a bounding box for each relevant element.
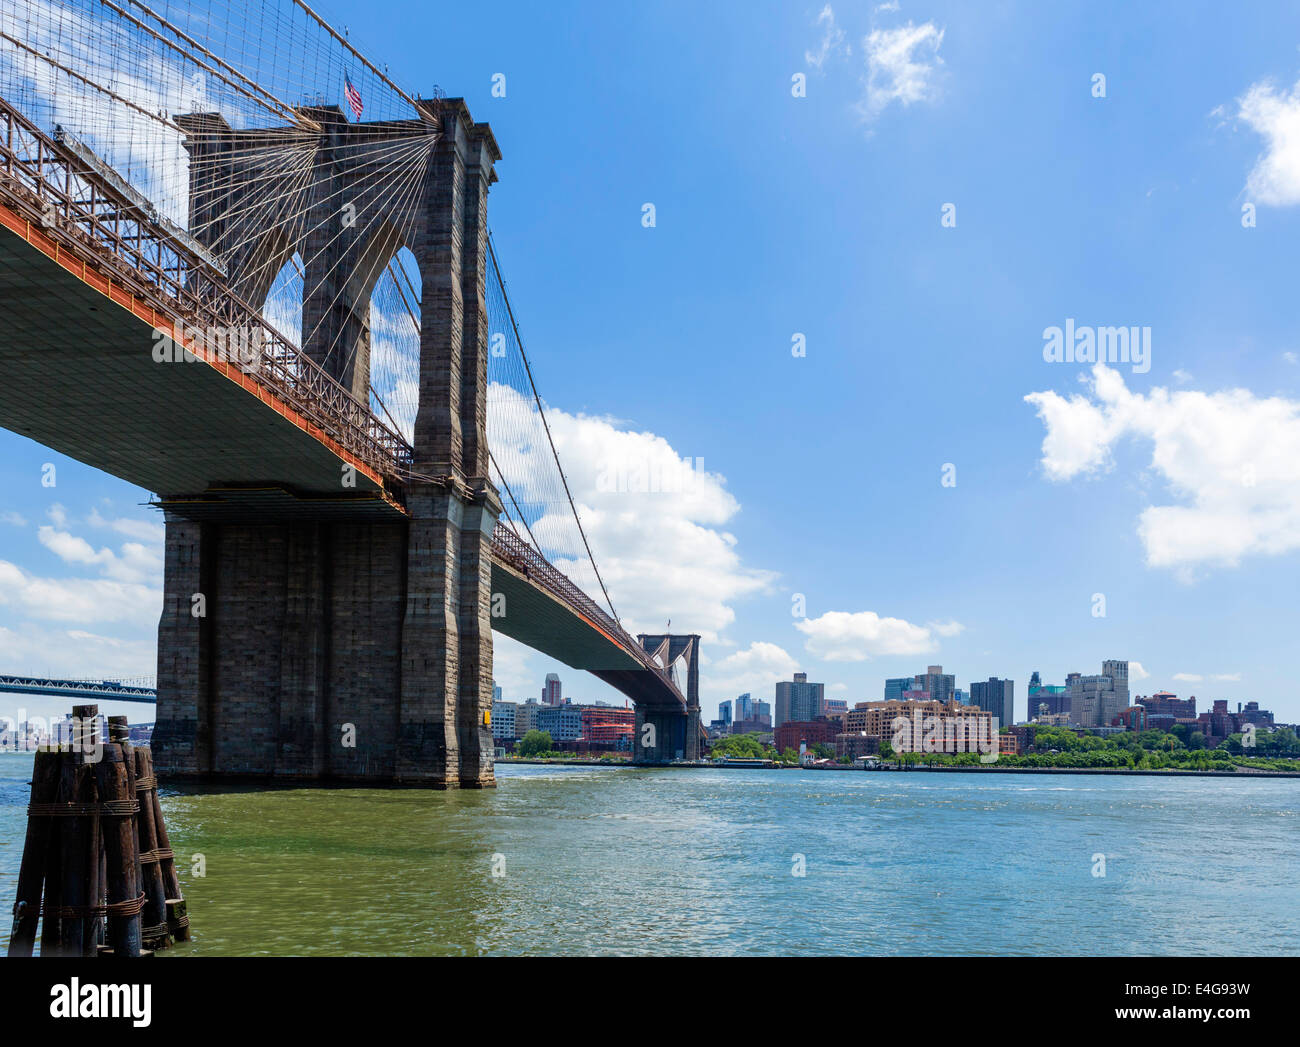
[953,688,969,706]
[1066,660,1129,728]
[718,699,733,727]
[884,677,913,703]
[754,699,771,723]
[1102,659,1129,710]
[542,673,562,706]
[970,677,1015,726]
[913,666,954,705]
[734,693,754,722]
[775,672,824,728]
[492,682,502,704]
[491,700,517,743]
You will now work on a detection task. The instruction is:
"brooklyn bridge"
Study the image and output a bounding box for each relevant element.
[0,0,703,784]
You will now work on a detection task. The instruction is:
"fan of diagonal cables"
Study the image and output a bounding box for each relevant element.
[0,0,621,624]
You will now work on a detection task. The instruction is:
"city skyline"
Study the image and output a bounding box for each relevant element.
[4,0,1300,724]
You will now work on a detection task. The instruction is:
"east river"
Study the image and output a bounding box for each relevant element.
[2,755,1297,955]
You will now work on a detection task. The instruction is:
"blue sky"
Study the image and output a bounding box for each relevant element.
[5,0,1300,728]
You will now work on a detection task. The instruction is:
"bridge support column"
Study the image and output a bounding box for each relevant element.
[153,99,501,788]
[151,517,213,775]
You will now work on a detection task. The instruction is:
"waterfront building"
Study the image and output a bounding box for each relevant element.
[913,665,955,705]
[1114,705,1147,731]
[581,705,635,747]
[516,699,544,737]
[1067,660,1129,728]
[970,677,1015,726]
[835,732,881,760]
[539,701,583,741]
[774,719,838,755]
[842,699,992,754]
[775,672,824,727]
[492,700,517,743]
[1134,691,1196,719]
[1028,672,1069,719]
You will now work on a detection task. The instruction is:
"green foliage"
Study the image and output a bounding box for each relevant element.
[709,732,769,760]
[516,729,554,757]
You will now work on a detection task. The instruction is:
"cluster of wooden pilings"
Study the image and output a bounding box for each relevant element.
[7,707,189,957]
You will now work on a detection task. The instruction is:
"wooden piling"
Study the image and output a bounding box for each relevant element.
[92,741,143,958]
[145,758,189,943]
[6,749,61,957]
[133,748,170,949]
[9,710,190,956]
[37,751,64,957]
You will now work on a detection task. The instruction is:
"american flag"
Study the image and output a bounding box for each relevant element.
[344,75,363,120]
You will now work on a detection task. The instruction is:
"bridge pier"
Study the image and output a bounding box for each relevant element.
[630,634,703,764]
[153,100,502,787]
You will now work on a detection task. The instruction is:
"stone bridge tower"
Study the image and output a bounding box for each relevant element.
[152,99,503,787]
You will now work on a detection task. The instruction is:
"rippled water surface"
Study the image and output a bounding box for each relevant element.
[2,755,1297,955]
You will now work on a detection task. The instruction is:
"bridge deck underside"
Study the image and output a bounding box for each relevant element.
[0,222,394,516]
[490,560,685,713]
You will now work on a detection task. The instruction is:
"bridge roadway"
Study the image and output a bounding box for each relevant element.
[0,102,689,724]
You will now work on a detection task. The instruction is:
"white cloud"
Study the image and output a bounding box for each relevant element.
[1129,661,1151,681]
[1211,672,1242,682]
[860,21,945,121]
[1173,672,1203,683]
[0,623,155,679]
[705,641,799,700]
[1284,351,1298,365]
[1,511,25,526]
[489,384,775,643]
[1237,76,1300,206]
[927,618,965,638]
[794,609,952,662]
[88,507,165,545]
[0,560,160,625]
[38,525,162,586]
[1025,364,1300,572]
[805,5,849,71]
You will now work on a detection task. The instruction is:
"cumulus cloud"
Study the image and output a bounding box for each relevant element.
[1237,76,1300,206]
[1025,365,1300,573]
[794,609,956,662]
[1129,661,1151,681]
[490,384,775,642]
[1,511,25,526]
[1173,672,1203,683]
[704,641,800,700]
[860,20,945,121]
[0,560,160,626]
[0,624,156,679]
